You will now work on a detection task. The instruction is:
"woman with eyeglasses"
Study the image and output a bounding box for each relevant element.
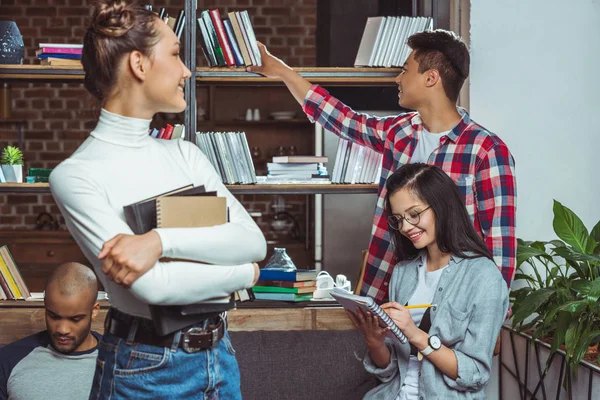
[347,163,508,400]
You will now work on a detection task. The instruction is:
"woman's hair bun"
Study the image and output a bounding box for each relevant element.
[91,0,136,38]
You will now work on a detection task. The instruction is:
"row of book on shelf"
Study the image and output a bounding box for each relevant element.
[354,16,434,68]
[196,131,257,184]
[197,9,261,67]
[0,244,109,301]
[148,123,185,140]
[35,7,187,67]
[330,137,383,184]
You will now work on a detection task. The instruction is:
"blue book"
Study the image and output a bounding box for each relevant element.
[258,269,318,282]
[223,19,244,66]
[37,53,81,59]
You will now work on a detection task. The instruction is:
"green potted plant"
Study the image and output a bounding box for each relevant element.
[511,200,600,382]
[0,145,24,183]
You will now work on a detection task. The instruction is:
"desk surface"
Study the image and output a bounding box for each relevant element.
[0,301,354,345]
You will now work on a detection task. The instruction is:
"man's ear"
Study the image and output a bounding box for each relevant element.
[424,69,440,88]
[91,301,100,320]
[129,50,148,81]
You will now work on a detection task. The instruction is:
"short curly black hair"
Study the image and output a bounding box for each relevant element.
[407,29,469,103]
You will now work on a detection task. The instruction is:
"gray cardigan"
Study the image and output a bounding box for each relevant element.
[362,253,508,400]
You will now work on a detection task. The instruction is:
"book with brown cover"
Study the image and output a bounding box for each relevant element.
[123,185,209,234]
[156,197,227,229]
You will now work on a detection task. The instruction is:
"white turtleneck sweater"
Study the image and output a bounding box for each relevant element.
[49,109,266,318]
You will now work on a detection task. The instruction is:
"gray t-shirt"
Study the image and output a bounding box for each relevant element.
[0,330,100,400]
[411,128,450,163]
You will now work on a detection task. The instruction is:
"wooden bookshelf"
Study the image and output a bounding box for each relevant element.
[0,301,352,345]
[0,65,84,81]
[0,182,378,195]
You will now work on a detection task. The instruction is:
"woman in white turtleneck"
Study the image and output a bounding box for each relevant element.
[49,2,265,399]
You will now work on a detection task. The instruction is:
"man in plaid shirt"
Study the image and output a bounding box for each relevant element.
[250,30,516,303]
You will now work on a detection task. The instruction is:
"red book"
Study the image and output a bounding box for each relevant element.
[209,9,235,66]
[157,127,166,139]
[163,124,174,140]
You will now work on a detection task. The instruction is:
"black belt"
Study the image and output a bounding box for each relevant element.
[105,308,225,353]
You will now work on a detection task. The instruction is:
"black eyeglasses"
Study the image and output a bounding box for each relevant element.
[387,206,431,230]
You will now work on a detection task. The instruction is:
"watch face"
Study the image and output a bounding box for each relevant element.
[429,335,442,350]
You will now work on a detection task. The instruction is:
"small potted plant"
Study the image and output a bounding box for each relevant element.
[1,145,24,183]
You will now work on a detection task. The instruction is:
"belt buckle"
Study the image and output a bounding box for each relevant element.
[182,325,219,353]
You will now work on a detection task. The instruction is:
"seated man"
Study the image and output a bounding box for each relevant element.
[0,262,101,400]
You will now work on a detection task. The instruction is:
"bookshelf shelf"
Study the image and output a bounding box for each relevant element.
[198,119,311,127]
[0,183,378,195]
[0,65,400,85]
[0,65,84,81]
[196,67,400,86]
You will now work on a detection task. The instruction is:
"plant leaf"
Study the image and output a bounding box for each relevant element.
[550,311,570,353]
[591,220,600,254]
[553,200,589,254]
[512,288,556,325]
[517,242,551,267]
[553,247,600,264]
[564,320,580,358]
[513,273,536,283]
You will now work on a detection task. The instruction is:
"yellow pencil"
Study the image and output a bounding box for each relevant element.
[382,303,436,310]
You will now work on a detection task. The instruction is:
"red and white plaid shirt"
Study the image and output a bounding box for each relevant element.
[303,85,517,303]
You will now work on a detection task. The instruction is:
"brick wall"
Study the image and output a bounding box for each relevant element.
[0,0,316,233]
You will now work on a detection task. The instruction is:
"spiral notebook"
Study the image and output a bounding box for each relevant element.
[156,196,227,228]
[330,288,407,343]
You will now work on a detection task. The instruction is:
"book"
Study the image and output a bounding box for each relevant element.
[330,288,407,343]
[200,11,226,66]
[156,196,227,229]
[253,292,313,302]
[255,280,316,288]
[227,11,252,66]
[40,58,82,66]
[223,19,244,66]
[258,268,318,282]
[0,246,30,299]
[123,184,201,234]
[239,10,261,66]
[252,285,316,294]
[209,9,235,66]
[0,256,19,299]
[35,47,82,55]
[38,43,83,49]
[272,156,328,163]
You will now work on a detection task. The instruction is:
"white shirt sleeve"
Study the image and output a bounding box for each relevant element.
[153,141,267,265]
[49,164,256,305]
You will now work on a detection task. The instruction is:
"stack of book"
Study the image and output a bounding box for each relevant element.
[330,138,383,184]
[267,156,329,181]
[354,16,433,68]
[263,155,330,183]
[0,245,30,300]
[36,43,82,66]
[149,124,185,140]
[197,9,261,67]
[195,131,257,184]
[254,268,318,302]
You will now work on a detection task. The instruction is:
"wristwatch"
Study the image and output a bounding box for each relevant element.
[418,335,441,360]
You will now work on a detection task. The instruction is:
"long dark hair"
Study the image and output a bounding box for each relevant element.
[385,163,492,261]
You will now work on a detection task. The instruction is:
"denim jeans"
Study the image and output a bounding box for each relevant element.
[89,320,241,399]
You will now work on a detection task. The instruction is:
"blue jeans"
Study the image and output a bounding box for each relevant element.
[89,324,241,399]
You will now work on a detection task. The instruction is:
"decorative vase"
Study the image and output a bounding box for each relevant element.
[263,248,297,271]
[0,21,25,65]
[1,165,23,183]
